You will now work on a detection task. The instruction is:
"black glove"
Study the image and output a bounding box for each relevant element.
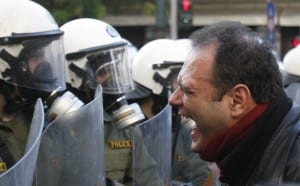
[106,178,115,186]
[105,178,125,186]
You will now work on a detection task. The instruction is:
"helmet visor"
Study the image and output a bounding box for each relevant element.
[0,35,66,92]
[86,44,134,94]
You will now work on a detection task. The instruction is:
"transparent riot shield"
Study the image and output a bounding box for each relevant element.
[0,99,44,186]
[132,104,172,186]
[34,86,105,186]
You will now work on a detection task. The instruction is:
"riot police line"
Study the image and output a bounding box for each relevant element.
[0,0,209,185]
[0,1,174,185]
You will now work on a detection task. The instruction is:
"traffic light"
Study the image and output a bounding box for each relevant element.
[292,36,300,47]
[178,0,193,29]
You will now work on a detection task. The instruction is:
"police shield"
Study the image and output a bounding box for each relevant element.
[0,99,44,186]
[34,86,105,186]
[132,104,172,186]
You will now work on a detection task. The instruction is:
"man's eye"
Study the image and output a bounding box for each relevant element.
[185,92,192,96]
[182,89,192,95]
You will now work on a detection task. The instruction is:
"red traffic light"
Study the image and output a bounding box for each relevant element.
[292,37,300,47]
[181,0,191,12]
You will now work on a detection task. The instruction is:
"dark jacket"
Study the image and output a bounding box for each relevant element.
[248,103,300,185]
[203,94,300,186]
[218,93,300,186]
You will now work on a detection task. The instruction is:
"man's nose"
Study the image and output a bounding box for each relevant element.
[168,88,182,107]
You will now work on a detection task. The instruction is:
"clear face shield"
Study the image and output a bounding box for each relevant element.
[0,33,66,93]
[68,42,134,94]
[88,43,134,94]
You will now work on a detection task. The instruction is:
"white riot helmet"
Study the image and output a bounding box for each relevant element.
[282,46,300,86]
[0,0,66,93]
[175,38,193,52]
[61,18,134,94]
[283,46,300,77]
[61,18,143,129]
[126,38,191,100]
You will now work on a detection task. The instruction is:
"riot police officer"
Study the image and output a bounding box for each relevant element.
[126,38,211,186]
[0,0,66,175]
[60,18,164,186]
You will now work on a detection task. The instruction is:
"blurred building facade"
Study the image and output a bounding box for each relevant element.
[102,0,300,58]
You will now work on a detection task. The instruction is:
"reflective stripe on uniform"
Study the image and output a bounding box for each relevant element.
[108,140,132,148]
[0,161,7,172]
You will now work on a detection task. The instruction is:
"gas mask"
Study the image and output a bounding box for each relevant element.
[44,89,84,122]
[104,94,145,129]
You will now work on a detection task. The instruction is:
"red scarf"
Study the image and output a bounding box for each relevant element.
[200,103,268,163]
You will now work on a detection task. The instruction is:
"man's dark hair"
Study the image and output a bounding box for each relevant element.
[189,21,283,103]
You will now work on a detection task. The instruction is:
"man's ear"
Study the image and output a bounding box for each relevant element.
[228,84,253,118]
